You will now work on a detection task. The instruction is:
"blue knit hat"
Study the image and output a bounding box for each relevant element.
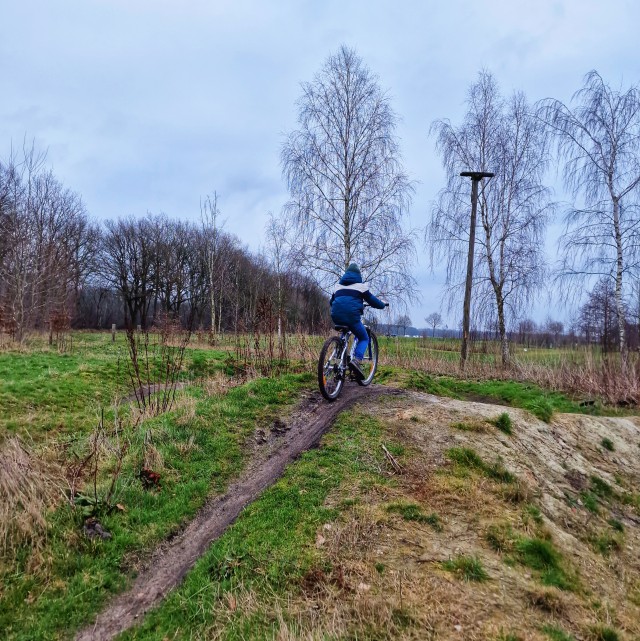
[346,262,361,276]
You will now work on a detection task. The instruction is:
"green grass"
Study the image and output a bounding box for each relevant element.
[590,532,622,556]
[486,523,516,552]
[405,371,616,420]
[1,369,313,641]
[580,491,599,513]
[590,626,621,641]
[492,412,513,435]
[446,447,515,483]
[386,502,442,530]
[451,419,487,432]
[601,437,615,451]
[541,624,575,641]
[524,504,543,525]
[441,555,489,582]
[0,334,230,440]
[487,523,576,592]
[608,517,624,532]
[513,538,575,591]
[590,475,614,499]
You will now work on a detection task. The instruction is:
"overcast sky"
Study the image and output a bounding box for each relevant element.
[2,0,640,328]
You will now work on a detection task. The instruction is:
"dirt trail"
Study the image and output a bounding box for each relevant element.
[76,384,402,641]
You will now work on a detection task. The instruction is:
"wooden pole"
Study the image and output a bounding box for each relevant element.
[459,171,494,370]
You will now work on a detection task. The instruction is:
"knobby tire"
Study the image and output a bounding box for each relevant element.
[318,336,344,401]
[357,329,378,387]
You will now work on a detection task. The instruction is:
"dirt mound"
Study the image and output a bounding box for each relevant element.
[332,391,640,639]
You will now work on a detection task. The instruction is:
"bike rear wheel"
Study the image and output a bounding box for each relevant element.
[356,329,378,386]
[318,336,345,401]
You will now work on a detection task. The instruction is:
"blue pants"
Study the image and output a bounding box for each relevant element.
[350,320,369,360]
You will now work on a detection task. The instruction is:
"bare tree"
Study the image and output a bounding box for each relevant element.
[517,318,537,347]
[201,192,224,334]
[544,318,564,346]
[396,314,412,336]
[577,278,622,351]
[424,312,442,337]
[101,216,156,328]
[430,71,552,366]
[538,71,640,359]
[0,144,95,341]
[265,212,290,342]
[281,45,416,301]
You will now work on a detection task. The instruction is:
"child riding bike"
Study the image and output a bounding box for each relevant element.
[330,263,388,379]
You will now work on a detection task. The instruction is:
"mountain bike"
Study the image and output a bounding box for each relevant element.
[317,305,381,401]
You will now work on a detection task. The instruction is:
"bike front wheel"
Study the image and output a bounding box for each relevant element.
[357,329,378,386]
[318,336,345,401]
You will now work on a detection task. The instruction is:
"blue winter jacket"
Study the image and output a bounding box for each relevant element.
[330,266,386,326]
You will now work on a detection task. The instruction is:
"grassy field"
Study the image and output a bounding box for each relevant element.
[0,332,314,640]
[0,330,638,640]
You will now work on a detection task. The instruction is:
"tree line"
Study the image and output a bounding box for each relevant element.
[0,147,328,341]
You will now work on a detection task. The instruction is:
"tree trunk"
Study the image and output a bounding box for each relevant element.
[496,294,509,367]
[612,197,627,360]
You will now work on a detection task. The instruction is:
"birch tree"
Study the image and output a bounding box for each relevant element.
[281,45,415,300]
[537,71,640,358]
[430,71,552,365]
[201,192,224,334]
[265,212,289,341]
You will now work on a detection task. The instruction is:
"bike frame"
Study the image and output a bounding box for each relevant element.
[334,321,374,375]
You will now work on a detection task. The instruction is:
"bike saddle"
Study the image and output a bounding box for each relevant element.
[333,325,349,331]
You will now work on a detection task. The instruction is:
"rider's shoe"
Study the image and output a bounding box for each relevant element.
[349,358,365,380]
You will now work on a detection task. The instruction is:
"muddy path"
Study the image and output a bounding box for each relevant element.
[76,383,402,641]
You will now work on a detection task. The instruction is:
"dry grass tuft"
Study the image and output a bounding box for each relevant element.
[173,392,198,426]
[0,437,63,556]
[201,371,234,397]
[383,342,640,406]
[525,587,566,614]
